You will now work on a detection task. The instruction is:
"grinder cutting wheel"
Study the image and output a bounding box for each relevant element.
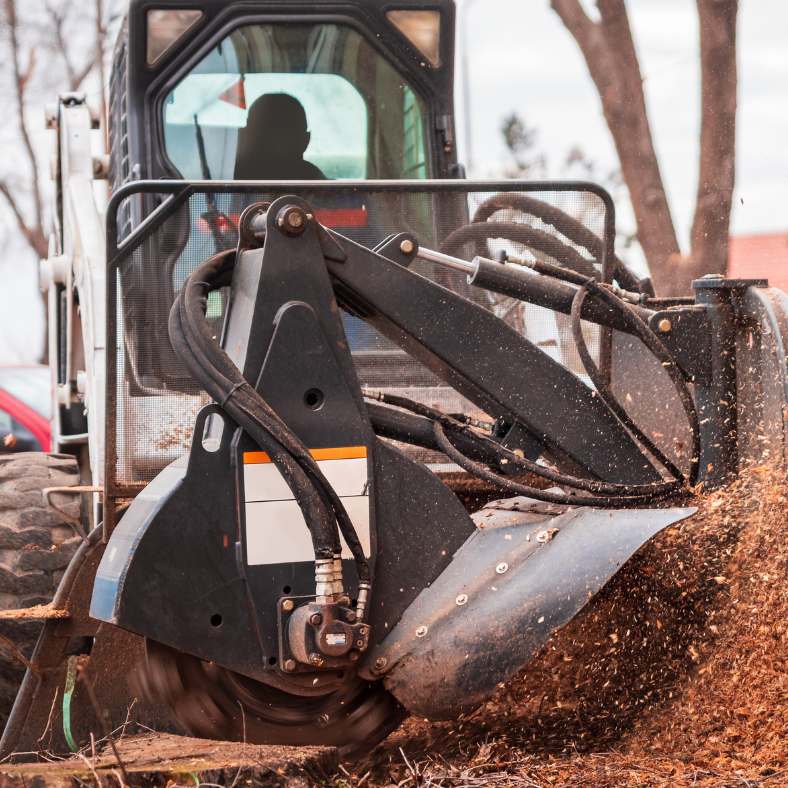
[2,0,786,760]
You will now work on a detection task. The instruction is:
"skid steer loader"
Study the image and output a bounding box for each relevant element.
[1,0,786,759]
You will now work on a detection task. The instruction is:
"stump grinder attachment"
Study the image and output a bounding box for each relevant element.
[2,187,786,758]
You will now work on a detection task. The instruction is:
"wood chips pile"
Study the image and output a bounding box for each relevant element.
[349,465,786,787]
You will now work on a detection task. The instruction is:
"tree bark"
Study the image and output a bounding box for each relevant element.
[552,0,738,296]
[551,0,681,294]
[690,0,738,283]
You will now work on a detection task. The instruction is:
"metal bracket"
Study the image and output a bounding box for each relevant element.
[43,485,102,541]
[647,306,713,383]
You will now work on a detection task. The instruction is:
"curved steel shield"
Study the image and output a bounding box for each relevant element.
[372,497,696,719]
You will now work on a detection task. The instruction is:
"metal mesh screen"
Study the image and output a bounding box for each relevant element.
[108,181,612,489]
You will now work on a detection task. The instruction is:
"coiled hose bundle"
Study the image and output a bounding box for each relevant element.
[168,248,370,589]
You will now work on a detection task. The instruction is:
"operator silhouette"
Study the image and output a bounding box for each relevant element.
[234,93,326,180]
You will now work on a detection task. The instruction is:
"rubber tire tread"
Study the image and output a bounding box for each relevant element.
[0,452,81,726]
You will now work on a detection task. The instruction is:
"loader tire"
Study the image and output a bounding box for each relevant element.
[0,452,82,726]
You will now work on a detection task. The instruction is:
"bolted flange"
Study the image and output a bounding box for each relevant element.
[374,656,388,672]
[277,205,308,236]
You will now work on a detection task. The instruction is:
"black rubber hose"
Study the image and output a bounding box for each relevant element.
[570,285,686,482]
[365,401,502,465]
[369,391,684,499]
[526,257,700,486]
[433,422,679,509]
[173,258,366,578]
[169,250,371,582]
[169,269,339,560]
[470,192,642,292]
[175,253,370,575]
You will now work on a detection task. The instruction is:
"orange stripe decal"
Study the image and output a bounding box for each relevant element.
[243,446,368,465]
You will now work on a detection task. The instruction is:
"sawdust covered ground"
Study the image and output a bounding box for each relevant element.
[344,465,786,787]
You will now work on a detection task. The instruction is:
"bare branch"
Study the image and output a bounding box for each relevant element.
[0,181,48,258]
[70,53,99,92]
[550,0,596,50]
[45,0,99,91]
[4,0,45,232]
[690,0,738,279]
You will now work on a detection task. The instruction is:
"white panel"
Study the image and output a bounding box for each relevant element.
[244,457,368,502]
[245,495,371,565]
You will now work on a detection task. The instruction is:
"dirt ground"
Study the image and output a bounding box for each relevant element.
[1,465,784,786]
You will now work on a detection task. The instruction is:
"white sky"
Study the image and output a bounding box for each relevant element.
[459,0,788,244]
[1,0,786,364]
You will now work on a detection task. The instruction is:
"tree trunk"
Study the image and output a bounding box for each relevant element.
[552,0,738,297]
[689,0,738,288]
[551,0,681,294]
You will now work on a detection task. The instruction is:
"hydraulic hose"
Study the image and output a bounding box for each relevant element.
[570,285,686,482]
[440,221,600,280]
[363,250,701,502]
[469,192,644,292]
[433,421,680,509]
[366,391,684,503]
[427,213,699,492]
[521,255,700,487]
[168,249,371,585]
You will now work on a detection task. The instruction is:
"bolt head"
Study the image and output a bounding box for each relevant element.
[283,659,296,672]
[277,205,308,236]
[657,318,672,333]
[345,610,357,623]
[374,656,388,671]
[281,599,295,612]
[415,625,428,638]
[308,653,324,667]
[496,562,509,574]
[399,238,415,255]
[358,625,369,636]
[309,612,324,627]
[455,593,468,606]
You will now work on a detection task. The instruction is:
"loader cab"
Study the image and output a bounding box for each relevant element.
[109,0,460,197]
[107,0,464,396]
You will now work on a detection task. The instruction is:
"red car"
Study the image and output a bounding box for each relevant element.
[0,365,51,452]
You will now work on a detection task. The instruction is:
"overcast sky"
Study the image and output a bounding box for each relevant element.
[459,0,787,244]
[1,0,786,365]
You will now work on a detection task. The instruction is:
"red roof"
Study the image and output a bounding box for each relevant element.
[728,233,788,292]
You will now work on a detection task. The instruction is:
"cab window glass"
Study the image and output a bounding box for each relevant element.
[163,23,430,180]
